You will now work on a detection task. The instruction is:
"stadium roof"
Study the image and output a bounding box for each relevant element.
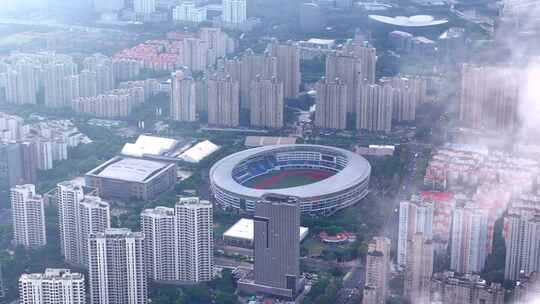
[179,140,220,163]
[121,135,178,158]
[223,218,309,242]
[369,14,448,27]
[210,144,371,198]
[97,158,170,182]
[244,136,297,147]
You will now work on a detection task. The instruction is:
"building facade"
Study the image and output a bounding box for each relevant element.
[207,75,240,127]
[404,233,433,304]
[11,184,46,248]
[88,228,147,304]
[170,71,198,122]
[249,76,284,129]
[363,237,391,304]
[19,269,85,304]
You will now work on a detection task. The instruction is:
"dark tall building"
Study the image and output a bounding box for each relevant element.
[239,194,302,299]
[0,143,24,204]
[20,142,38,185]
[0,264,5,301]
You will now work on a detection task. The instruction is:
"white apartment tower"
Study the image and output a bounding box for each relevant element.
[11,184,46,248]
[141,198,214,283]
[134,0,156,16]
[397,200,433,267]
[170,71,197,122]
[504,211,540,281]
[176,197,214,282]
[57,181,110,267]
[19,268,86,304]
[141,206,176,281]
[88,228,147,304]
[222,0,247,24]
[450,206,489,274]
[19,269,85,304]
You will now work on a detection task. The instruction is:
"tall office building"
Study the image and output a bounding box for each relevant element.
[397,200,434,267]
[57,181,110,267]
[325,52,362,114]
[250,76,284,129]
[207,74,240,127]
[175,197,214,282]
[267,40,301,99]
[357,83,393,133]
[504,211,540,281]
[404,233,433,304]
[170,71,198,122]
[19,269,86,304]
[450,206,489,274]
[459,64,520,131]
[141,207,176,281]
[341,40,377,84]
[88,228,147,304]
[315,78,348,130]
[431,271,505,304]
[141,197,214,283]
[240,194,301,299]
[222,0,247,24]
[11,184,46,248]
[134,0,156,16]
[363,237,391,304]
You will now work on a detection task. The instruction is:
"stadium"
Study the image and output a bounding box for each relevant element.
[210,144,371,215]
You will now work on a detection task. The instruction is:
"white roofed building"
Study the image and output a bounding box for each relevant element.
[223,218,309,248]
[179,140,220,163]
[121,135,178,158]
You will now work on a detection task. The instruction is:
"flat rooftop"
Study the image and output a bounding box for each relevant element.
[223,218,309,242]
[95,158,170,183]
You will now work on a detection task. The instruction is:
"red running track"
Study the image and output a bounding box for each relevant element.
[253,169,333,189]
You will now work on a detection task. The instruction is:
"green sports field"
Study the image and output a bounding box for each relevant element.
[243,169,334,189]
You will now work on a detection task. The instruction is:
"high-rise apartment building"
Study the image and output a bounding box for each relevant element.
[240,194,301,299]
[19,269,86,304]
[141,197,214,283]
[431,271,505,304]
[404,233,433,304]
[200,27,235,65]
[57,181,110,267]
[459,64,520,131]
[207,74,240,127]
[504,210,540,281]
[83,54,115,95]
[325,52,362,114]
[397,200,434,266]
[4,60,39,105]
[381,76,427,122]
[141,207,176,281]
[170,71,198,122]
[267,40,301,99]
[180,38,209,72]
[0,143,24,200]
[175,197,214,282]
[341,39,376,84]
[173,2,207,23]
[250,76,284,129]
[0,264,4,300]
[43,60,78,108]
[11,184,46,248]
[357,83,393,133]
[240,51,277,108]
[314,78,347,130]
[450,206,489,274]
[134,0,156,16]
[88,228,147,304]
[363,237,391,304]
[222,0,247,24]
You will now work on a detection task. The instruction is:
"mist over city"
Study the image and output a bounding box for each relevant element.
[0,0,539,304]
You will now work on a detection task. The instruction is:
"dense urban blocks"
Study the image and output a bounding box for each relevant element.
[210,144,371,216]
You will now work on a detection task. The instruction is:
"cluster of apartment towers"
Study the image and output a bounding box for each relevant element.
[171,36,427,132]
[10,181,303,303]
